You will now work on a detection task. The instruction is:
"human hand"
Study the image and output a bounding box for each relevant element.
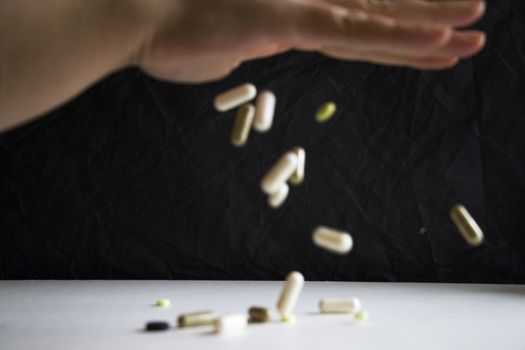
[135,0,486,83]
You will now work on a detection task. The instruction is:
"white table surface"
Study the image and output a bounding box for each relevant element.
[0,281,524,350]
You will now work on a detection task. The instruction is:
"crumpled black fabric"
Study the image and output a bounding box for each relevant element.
[1,0,524,282]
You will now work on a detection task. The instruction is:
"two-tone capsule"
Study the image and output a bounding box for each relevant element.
[254,91,276,132]
[230,104,255,147]
[450,204,484,246]
[261,152,298,195]
[276,271,304,319]
[312,226,353,254]
[214,83,257,112]
[177,311,219,328]
[319,297,362,314]
[289,147,305,185]
[214,314,247,334]
[248,307,273,323]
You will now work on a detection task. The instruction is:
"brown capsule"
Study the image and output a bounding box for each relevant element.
[248,306,272,323]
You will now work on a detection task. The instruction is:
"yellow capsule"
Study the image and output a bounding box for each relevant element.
[449,204,484,246]
[177,311,219,328]
[248,307,272,323]
[289,147,306,185]
[315,102,337,123]
[354,310,369,322]
[155,299,171,308]
[280,314,297,324]
[231,104,255,147]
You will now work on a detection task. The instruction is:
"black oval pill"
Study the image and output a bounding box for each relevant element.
[145,321,170,331]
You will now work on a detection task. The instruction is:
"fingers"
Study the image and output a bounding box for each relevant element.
[321,46,460,70]
[280,4,454,55]
[322,0,486,27]
[431,30,485,58]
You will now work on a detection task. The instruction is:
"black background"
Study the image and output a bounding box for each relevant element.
[1,0,524,282]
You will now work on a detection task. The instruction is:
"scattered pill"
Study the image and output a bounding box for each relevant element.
[261,152,299,195]
[315,102,337,123]
[145,321,170,331]
[231,104,255,147]
[254,90,276,132]
[319,297,361,314]
[214,314,247,334]
[289,147,305,185]
[276,271,304,317]
[354,310,369,322]
[268,183,289,209]
[312,226,353,254]
[155,299,170,308]
[214,83,257,112]
[280,313,297,324]
[177,311,219,328]
[449,204,484,246]
[248,307,273,323]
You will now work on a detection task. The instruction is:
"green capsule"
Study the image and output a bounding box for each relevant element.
[231,103,255,147]
[450,204,484,246]
[177,311,219,328]
[315,102,337,123]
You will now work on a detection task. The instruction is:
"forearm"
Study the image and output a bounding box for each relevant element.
[0,0,150,132]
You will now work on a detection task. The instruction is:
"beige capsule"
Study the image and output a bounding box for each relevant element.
[230,104,255,147]
[177,311,219,328]
[214,83,257,112]
[289,147,305,185]
[248,307,272,323]
[254,90,276,132]
[276,271,304,317]
[268,183,289,209]
[312,226,353,254]
[261,152,298,195]
[450,204,484,246]
[319,297,362,314]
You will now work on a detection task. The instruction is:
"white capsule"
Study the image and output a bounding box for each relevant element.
[276,271,304,317]
[214,314,247,334]
[319,297,362,314]
[289,147,306,185]
[261,152,298,195]
[214,83,257,112]
[268,183,289,209]
[312,226,353,254]
[254,90,276,132]
[450,204,484,246]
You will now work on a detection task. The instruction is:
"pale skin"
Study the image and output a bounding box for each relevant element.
[0,0,486,133]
